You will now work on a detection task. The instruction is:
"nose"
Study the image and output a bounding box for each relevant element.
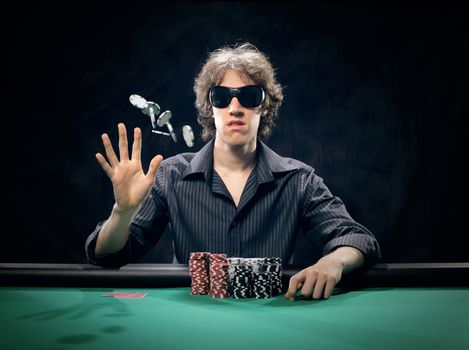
[228,97,243,115]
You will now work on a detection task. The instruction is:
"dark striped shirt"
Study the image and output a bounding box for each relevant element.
[86,140,381,267]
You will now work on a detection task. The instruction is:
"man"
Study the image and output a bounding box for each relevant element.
[86,42,381,301]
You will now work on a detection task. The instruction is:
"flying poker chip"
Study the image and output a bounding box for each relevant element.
[129,94,148,109]
[157,110,172,127]
[182,125,194,147]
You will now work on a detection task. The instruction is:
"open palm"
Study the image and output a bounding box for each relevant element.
[95,123,163,213]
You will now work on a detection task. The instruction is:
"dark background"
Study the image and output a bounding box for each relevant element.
[2,1,468,264]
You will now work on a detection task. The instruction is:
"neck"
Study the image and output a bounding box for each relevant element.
[213,137,257,172]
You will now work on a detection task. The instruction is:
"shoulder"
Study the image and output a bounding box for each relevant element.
[259,141,315,175]
[265,148,324,190]
[279,156,314,173]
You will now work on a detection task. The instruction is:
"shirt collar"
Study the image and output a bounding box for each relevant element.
[256,140,300,183]
[181,139,214,181]
[182,139,299,182]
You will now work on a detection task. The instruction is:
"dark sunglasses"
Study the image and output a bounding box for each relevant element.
[209,85,265,108]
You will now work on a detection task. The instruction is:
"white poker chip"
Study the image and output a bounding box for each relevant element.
[129,94,148,109]
[182,125,194,147]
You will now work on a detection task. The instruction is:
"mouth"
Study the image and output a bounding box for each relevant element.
[227,120,246,126]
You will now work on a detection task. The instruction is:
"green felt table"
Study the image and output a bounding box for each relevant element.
[0,263,468,350]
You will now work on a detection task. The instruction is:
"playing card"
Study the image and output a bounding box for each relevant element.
[102,292,147,299]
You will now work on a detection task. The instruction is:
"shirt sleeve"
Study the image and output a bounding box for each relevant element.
[85,181,170,268]
[301,169,381,265]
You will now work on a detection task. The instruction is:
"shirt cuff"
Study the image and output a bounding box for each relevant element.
[85,221,130,268]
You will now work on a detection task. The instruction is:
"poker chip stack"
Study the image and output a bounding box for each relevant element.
[189,253,282,299]
[189,252,210,295]
[230,264,253,298]
[244,258,266,273]
[245,257,282,298]
[252,271,272,298]
[208,253,229,298]
[227,257,244,281]
[261,257,283,296]
[227,257,243,297]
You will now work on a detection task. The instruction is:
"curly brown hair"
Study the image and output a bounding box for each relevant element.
[194,42,284,141]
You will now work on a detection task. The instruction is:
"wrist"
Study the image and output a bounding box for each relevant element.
[328,246,365,273]
[320,252,345,270]
[112,203,139,218]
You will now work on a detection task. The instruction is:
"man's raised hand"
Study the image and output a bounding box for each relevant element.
[95,123,163,213]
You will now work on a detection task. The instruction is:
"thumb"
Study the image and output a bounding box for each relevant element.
[147,154,163,179]
[284,269,306,300]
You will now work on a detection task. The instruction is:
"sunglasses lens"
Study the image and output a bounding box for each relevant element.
[210,86,264,108]
[210,87,231,108]
[239,86,264,107]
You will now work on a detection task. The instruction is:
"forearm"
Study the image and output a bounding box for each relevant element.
[94,204,139,255]
[322,246,365,274]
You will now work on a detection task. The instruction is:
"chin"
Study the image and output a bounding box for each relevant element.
[216,129,257,148]
[225,135,256,148]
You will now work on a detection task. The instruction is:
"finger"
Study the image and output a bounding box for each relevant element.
[101,133,119,167]
[285,270,306,300]
[300,271,318,299]
[131,127,142,161]
[118,123,129,161]
[312,275,326,300]
[95,153,114,178]
[323,276,337,299]
[146,155,163,179]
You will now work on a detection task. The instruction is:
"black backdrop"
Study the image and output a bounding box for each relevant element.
[2,1,468,264]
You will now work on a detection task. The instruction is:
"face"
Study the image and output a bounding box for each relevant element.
[212,69,262,150]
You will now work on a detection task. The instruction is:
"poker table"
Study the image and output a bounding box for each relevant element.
[1,263,468,350]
